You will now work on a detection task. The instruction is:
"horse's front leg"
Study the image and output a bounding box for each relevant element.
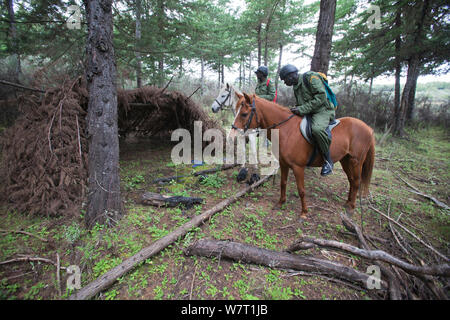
[292,165,308,219]
[274,163,288,210]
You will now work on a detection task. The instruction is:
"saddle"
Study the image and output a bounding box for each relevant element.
[299,115,340,166]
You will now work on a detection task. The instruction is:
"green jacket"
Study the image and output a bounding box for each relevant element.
[293,72,335,115]
[255,78,276,101]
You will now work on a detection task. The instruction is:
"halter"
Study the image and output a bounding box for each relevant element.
[231,99,295,133]
[231,99,259,133]
[214,87,232,111]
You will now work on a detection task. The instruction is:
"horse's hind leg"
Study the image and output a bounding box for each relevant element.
[340,155,362,215]
[292,165,308,219]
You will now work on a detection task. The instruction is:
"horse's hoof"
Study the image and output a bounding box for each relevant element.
[272,203,283,211]
[344,206,354,217]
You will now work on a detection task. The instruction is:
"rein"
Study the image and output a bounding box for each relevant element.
[232,99,296,132]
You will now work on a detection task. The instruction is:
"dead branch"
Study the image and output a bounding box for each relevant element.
[0,229,48,242]
[369,205,449,262]
[0,255,60,267]
[185,239,388,292]
[68,171,276,300]
[0,79,45,93]
[394,172,449,211]
[339,212,403,300]
[291,237,450,277]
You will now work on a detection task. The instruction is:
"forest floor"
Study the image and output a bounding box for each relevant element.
[0,125,448,300]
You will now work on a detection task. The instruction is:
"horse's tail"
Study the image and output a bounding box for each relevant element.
[360,131,375,196]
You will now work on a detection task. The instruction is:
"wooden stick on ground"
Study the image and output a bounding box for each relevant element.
[0,229,48,242]
[0,255,59,267]
[394,172,450,211]
[68,171,276,300]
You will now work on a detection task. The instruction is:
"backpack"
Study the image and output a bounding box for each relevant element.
[266,78,277,103]
[302,72,338,109]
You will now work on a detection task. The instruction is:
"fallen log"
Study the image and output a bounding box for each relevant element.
[141,192,203,209]
[68,170,276,300]
[185,239,388,292]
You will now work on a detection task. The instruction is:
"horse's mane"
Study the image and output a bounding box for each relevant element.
[253,95,291,113]
[228,83,242,96]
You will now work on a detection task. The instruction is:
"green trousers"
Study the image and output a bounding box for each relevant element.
[310,109,335,155]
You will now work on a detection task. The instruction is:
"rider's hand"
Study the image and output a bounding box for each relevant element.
[290,107,301,116]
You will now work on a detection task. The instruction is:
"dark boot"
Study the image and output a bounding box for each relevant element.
[320,152,334,176]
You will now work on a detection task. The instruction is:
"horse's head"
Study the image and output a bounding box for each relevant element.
[211,83,236,113]
[228,92,259,140]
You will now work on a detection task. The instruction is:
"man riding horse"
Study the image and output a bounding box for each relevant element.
[254,66,276,102]
[279,64,335,176]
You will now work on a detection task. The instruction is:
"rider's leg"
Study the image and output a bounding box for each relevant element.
[311,111,334,176]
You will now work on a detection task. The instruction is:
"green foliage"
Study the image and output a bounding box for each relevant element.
[62,222,82,244]
[199,173,226,188]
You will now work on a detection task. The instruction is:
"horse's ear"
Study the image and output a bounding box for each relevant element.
[243,92,252,104]
[235,91,243,100]
[226,83,230,89]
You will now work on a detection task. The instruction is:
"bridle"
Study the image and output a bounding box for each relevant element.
[232,99,295,133]
[214,87,232,111]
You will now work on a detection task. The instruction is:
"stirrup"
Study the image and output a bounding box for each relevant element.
[320,160,333,176]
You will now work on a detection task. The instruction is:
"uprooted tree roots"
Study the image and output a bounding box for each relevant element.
[0,77,223,217]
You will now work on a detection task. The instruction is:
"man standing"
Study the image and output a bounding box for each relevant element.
[279,64,335,176]
[254,66,276,102]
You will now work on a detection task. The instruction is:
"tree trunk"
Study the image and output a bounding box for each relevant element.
[310,0,337,75]
[248,53,252,88]
[217,62,221,87]
[135,0,142,88]
[276,42,283,91]
[241,57,246,89]
[200,56,204,94]
[257,23,262,67]
[239,59,242,89]
[157,0,165,86]
[264,0,281,66]
[406,78,417,120]
[84,0,123,228]
[221,63,224,84]
[5,0,21,83]
[394,0,429,136]
[393,8,402,132]
[396,57,420,136]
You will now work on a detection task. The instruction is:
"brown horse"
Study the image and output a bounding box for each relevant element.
[229,93,375,219]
